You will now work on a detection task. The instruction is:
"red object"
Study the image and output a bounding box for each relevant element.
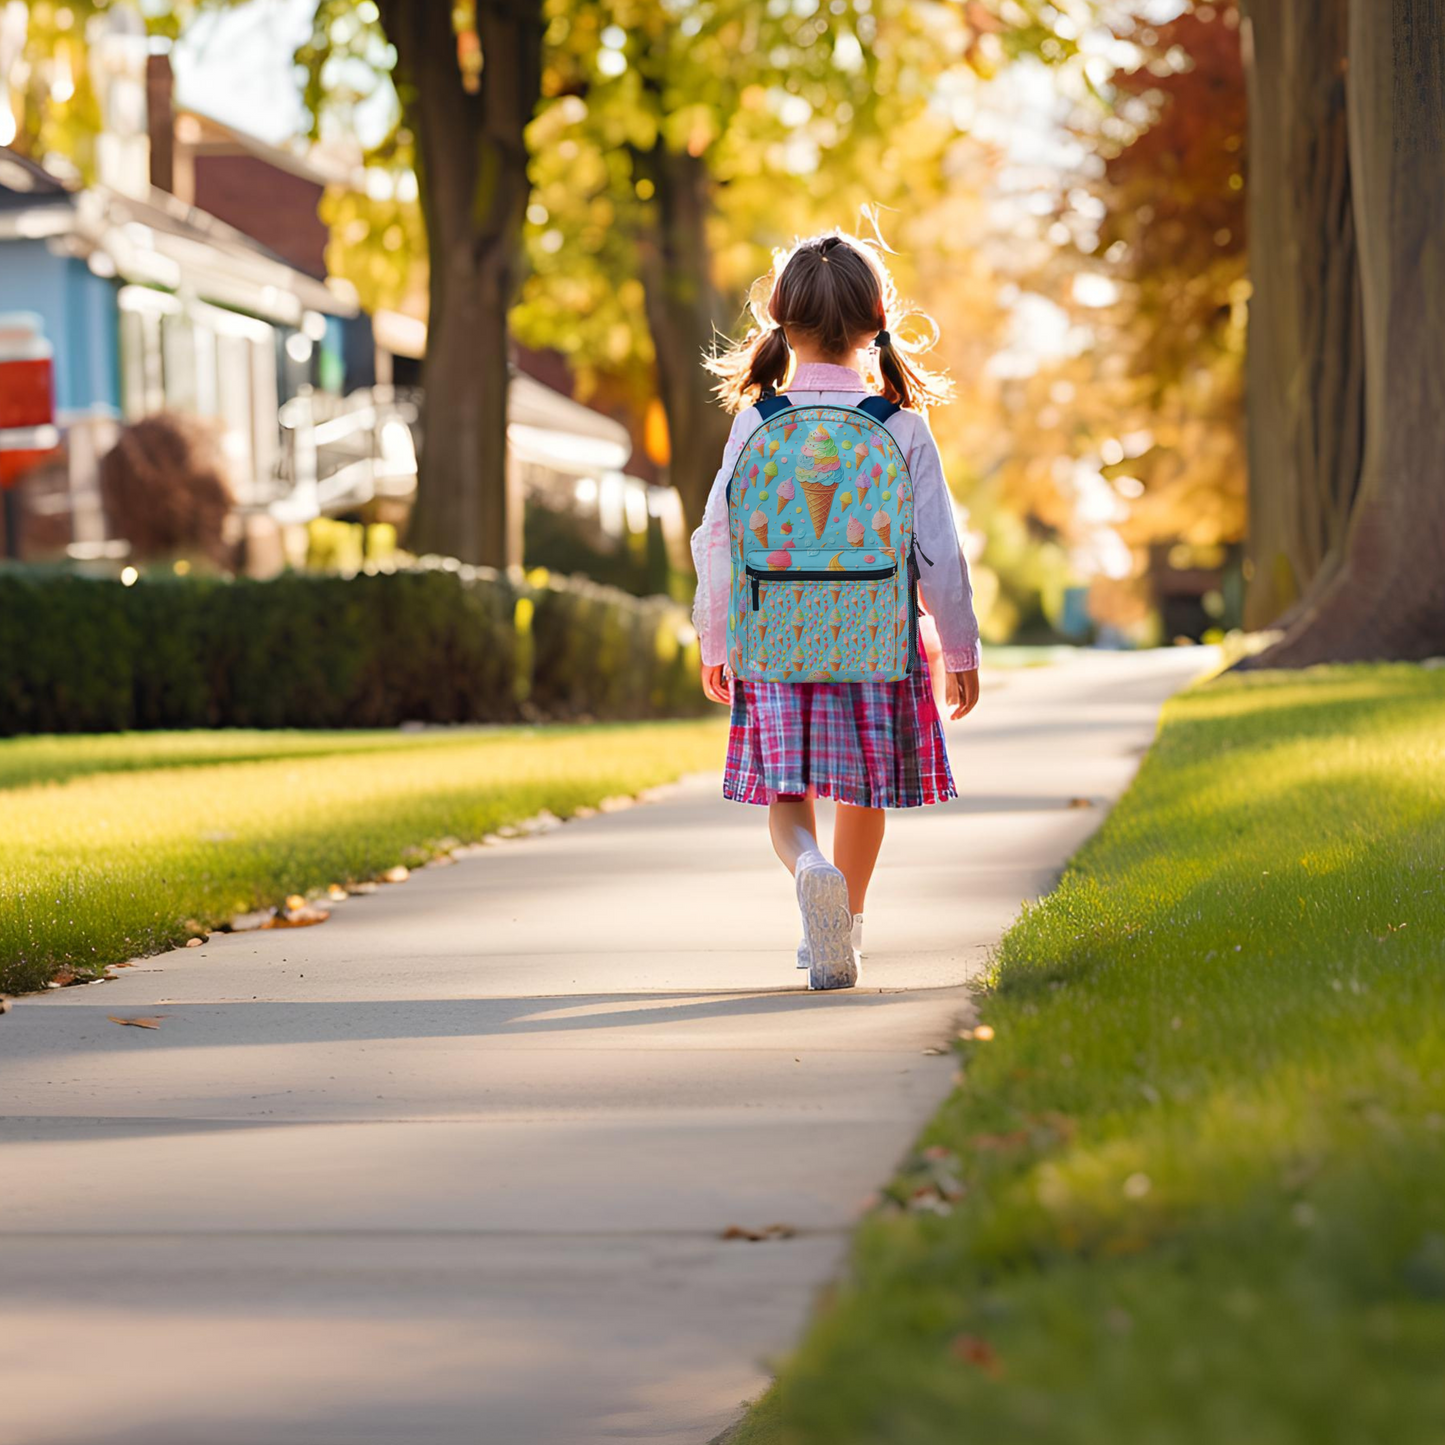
[0,318,58,490]
[0,356,52,430]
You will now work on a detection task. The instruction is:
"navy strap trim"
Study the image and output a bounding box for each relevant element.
[857,395,900,423]
[755,392,793,421]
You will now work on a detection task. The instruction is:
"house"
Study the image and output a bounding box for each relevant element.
[0,141,357,571]
[0,10,670,579]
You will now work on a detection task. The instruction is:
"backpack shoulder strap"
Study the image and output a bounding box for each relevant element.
[856,394,900,424]
[755,390,793,421]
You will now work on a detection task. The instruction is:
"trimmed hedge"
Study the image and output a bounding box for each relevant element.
[0,564,706,734]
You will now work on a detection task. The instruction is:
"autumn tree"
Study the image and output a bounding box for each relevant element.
[1237,0,1444,663]
[515,0,1070,534]
[963,3,1247,642]
[297,0,543,569]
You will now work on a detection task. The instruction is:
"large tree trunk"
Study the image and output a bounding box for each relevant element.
[380,0,542,568]
[1243,0,1445,665]
[1240,0,1364,629]
[633,144,734,536]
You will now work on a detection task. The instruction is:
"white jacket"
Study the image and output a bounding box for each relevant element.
[689,361,982,673]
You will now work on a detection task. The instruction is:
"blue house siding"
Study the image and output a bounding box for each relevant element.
[0,240,119,417]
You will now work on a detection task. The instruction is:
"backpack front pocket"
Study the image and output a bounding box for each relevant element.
[741,554,906,681]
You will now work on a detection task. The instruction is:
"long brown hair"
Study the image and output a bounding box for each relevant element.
[707,230,951,415]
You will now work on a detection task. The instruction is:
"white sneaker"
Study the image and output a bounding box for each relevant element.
[795,857,857,991]
[797,914,864,970]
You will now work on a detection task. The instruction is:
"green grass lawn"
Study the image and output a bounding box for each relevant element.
[734,664,1445,1445]
[0,719,725,995]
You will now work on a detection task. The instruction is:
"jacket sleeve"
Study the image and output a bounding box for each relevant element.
[900,412,981,673]
[690,407,756,668]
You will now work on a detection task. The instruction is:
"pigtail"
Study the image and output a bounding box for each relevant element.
[874,319,951,412]
[876,334,911,408]
[706,323,791,415]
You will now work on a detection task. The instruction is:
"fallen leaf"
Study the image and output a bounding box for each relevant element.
[348,881,379,895]
[48,966,95,988]
[970,1130,1031,1151]
[952,1334,1003,1377]
[720,1223,796,1242]
[185,937,204,948]
[326,885,349,902]
[109,1015,165,1030]
[381,865,410,884]
[908,1187,953,1215]
[268,904,330,929]
[285,894,307,911]
[1067,796,1094,809]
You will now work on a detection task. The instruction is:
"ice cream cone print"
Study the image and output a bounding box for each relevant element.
[792,606,805,642]
[795,425,843,537]
[827,553,845,571]
[828,606,842,642]
[776,475,795,515]
[782,422,797,441]
[853,442,867,466]
[846,516,865,548]
[872,511,892,549]
[750,508,768,549]
[801,481,838,536]
[768,439,780,456]
[792,647,804,671]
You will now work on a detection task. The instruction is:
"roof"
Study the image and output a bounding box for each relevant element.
[174,108,357,190]
[0,150,72,209]
[0,147,355,325]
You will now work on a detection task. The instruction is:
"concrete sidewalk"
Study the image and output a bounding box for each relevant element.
[0,648,1210,1445]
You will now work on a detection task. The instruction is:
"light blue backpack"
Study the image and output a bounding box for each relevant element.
[725,390,921,683]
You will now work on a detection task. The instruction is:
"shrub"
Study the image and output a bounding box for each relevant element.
[98,413,233,564]
[0,564,706,734]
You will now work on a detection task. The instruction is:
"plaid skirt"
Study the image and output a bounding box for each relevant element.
[723,639,956,809]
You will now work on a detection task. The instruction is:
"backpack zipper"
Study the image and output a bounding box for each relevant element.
[747,563,897,610]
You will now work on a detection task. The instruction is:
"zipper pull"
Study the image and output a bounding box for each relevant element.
[912,536,934,568]
[750,574,761,610]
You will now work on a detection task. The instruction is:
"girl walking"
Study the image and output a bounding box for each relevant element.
[690,232,981,991]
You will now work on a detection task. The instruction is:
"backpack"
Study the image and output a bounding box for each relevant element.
[725,390,920,683]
